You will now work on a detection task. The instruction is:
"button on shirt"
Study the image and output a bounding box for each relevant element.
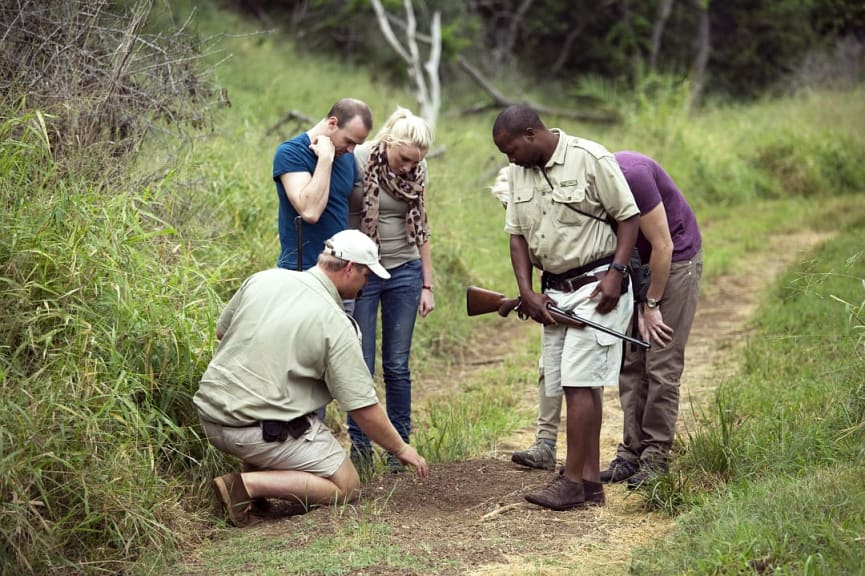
[503,130,639,274]
[193,267,378,426]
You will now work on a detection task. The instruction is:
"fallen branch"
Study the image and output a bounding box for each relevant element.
[456,55,620,124]
[267,109,315,137]
[479,502,522,522]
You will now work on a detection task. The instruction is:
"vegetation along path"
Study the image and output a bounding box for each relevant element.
[179,230,828,575]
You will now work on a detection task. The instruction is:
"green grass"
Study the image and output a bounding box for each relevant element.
[631,214,865,574]
[3,2,865,574]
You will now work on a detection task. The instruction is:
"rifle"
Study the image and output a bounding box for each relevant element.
[466,286,650,349]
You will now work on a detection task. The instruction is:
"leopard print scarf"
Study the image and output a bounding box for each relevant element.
[360,142,429,248]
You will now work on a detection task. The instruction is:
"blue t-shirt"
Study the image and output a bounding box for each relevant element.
[273,133,357,270]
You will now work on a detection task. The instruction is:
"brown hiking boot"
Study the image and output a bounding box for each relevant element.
[212,472,252,527]
[524,475,586,511]
[582,479,606,506]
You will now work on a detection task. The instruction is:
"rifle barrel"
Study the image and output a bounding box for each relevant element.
[547,304,650,349]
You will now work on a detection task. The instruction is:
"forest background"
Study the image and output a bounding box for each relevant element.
[1,0,864,574]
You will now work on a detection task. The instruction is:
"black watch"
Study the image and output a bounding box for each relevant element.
[609,262,628,274]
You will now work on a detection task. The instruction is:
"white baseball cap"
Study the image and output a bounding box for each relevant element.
[323,230,391,279]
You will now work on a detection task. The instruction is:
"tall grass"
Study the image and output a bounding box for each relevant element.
[3,2,865,573]
[632,217,865,574]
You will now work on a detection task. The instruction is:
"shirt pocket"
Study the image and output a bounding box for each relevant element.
[510,185,539,230]
[551,182,589,225]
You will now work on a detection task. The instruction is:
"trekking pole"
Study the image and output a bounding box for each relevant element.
[294,215,303,271]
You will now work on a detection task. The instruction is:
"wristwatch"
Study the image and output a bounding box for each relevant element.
[646,298,660,309]
[609,262,628,274]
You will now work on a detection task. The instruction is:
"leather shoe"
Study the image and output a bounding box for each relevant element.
[525,475,586,511]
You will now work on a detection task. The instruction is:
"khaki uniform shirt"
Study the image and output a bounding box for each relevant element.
[193,267,379,426]
[504,130,639,274]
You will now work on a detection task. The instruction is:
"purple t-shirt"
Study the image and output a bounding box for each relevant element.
[615,151,702,263]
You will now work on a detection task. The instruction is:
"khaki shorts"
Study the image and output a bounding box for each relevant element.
[542,268,633,396]
[200,415,346,478]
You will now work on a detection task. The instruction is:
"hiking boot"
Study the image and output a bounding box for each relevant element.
[511,439,557,470]
[626,460,668,490]
[212,472,252,527]
[525,475,586,511]
[582,479,606,506]
[556,467,606,506]
[599,456,639,484]
[385,452,405,473]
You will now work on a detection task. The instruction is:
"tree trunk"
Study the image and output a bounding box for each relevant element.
[369,0,441,127]
[649,0,675,71]
[690,0,711,112]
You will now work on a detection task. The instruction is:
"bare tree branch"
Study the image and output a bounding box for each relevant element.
[649,0,675,70]
[370,0,441,127]
[690,0,711,112]
[456,55,619,123]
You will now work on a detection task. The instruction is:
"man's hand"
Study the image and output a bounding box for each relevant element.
[639,306,674,347]
[396,445,429,478]
[519,290,557,325]
[589,271,623,314]
[308,134,335,163]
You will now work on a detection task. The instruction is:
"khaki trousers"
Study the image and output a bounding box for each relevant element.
[616,251,702,464]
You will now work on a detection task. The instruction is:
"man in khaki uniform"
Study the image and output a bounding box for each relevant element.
[194,230,429,527]
[493,105,639,510]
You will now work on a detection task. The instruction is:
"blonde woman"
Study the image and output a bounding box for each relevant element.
[347,107,435,471]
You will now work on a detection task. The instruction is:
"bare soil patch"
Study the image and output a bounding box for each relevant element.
[201,231,829,575]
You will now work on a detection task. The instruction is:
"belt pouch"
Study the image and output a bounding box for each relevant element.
[261,420,289,442]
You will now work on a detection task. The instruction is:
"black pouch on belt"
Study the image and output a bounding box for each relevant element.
[262,415,311,442]
[261,420,289,442]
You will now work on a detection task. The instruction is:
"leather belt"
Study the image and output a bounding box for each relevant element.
[543,269,608,293]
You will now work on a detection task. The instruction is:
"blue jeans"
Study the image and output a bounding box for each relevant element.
[348,259,422,453]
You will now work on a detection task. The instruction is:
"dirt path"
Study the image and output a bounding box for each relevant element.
[207,231,828,576]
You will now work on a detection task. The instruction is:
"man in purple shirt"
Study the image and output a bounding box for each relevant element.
[511,151,703,489]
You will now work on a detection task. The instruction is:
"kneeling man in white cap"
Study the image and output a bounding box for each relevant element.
[194,229,430,526]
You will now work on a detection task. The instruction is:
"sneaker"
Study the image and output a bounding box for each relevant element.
[524,475,586,511]
[385,452,405,473]
[599,456,639,484]
[511,440,557,470]
[626,460,667,490]
[212,472,252,527]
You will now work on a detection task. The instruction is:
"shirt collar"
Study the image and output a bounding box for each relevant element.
[307,266,344,308]
[546,128,569,169]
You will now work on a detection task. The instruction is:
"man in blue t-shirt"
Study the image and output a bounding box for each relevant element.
[273,98,373,271]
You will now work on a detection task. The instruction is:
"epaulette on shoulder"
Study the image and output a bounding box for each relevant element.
[568,137,612,160]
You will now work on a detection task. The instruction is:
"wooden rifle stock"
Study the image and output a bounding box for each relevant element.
[465,286,520,317]
[466,286,650,349]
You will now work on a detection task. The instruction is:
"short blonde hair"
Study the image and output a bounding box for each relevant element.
[372,106,433,152]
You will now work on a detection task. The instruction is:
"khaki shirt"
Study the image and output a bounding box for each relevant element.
[193,267,378,426]
[504,130,639,274]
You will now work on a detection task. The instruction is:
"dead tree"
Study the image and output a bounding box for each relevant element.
[649,0,675,71]
[690,0,711,112]
[370,0,441,128]
[456,55,619,124]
